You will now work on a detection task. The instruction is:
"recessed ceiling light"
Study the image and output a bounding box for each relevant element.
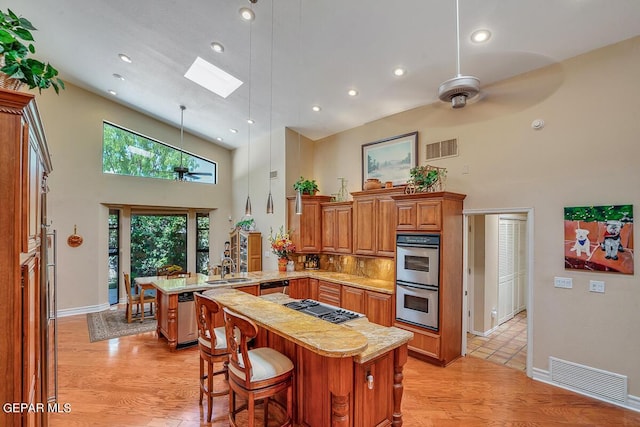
[118,53,132,63]
[210,42,225,53]
[347,89,358,97]
[184,56,243,98]
[393,67,406,77]
[247,119,255,124]
[239,7,255,21]
[112,73,125,81]
[216,137,224,142]
[312,105,321,112]
[471,29,491,43]
[230,128,238,134]
[107,89,117,96]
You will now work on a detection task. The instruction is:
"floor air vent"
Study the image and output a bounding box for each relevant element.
[549,357,627,404]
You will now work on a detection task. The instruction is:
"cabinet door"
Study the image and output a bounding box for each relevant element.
[365,291,393,326]
[416,200,442,230]
[377,197,397,257]
[309,278,319,300]
[354,352,394,427]
[236,285,259,296]
[353,198,376,255]
[396,201,417,230]
[289,278,311,300]
[321,206,336,252]
[341,286,365,313]
[335,205,353,253]
[247,233,262,272]
[22,255,41,424]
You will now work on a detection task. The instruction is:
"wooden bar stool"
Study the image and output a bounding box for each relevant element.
[194,293,230,422]
[223,307,294,427]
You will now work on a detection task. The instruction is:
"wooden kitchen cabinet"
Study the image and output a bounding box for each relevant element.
[287,195,332,253]
[0,89,54,427]
[321,201,353,253]
[392,191,466,366]
[341,285,393,327]
[289,277,311,299]
[352,187,405,257]
[229,229,262,273]
[317,280,341,306]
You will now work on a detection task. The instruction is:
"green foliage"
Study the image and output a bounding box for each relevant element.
[102,122,205,181]
[235,217,255,230]
[409,166,440,191]
[564,205,633,223]
[130,214,187,277]
[0,8,65,93]
[293,176,319,194]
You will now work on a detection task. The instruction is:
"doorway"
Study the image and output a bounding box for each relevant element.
[463,209,533,376]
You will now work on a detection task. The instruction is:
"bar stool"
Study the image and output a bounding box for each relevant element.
[194,293,229,422]
[223,307,294,427]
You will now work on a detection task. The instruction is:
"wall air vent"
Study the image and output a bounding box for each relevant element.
[549,357,628,404]
[426,138,458,161]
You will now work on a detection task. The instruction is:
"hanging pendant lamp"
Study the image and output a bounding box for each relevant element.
[266,0,275,214]
[244,3,254,217]
[294,0,303,216]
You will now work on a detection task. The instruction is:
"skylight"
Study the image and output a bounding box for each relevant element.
[184,57,243,98]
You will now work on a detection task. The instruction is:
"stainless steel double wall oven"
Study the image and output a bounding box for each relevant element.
[395,233,440,331]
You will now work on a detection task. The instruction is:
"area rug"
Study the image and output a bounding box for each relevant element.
[86,308,157,343]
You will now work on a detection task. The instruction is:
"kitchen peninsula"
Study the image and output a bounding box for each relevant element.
[205,288,413,427]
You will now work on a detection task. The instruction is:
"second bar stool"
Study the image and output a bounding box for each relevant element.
[194,293,229,422]
[223,307,294,427]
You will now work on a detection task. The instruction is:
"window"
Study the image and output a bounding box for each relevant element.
[196,213,210,274]
[130,214,187,278]
[108,209,120,305]
[102,122,217,184]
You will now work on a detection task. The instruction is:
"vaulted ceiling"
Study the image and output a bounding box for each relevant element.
[6,0,640,149]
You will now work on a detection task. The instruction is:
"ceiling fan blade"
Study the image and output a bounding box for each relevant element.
[186,171,213,176]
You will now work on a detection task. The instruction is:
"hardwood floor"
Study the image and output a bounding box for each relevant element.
[48,313,640,426]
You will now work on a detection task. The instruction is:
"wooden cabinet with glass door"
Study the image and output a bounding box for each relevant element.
[229,229,262,273]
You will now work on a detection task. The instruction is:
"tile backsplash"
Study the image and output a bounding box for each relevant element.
[304,254,395,281]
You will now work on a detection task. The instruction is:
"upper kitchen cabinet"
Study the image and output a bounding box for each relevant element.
[392,191,466,232]
[321,201,353,254]
[352,187,406,258]
[287,195,332,253]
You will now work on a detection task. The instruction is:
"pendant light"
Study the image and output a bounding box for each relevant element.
[266,0,275,214]
[244,2,254,217]
[294,0,303,215]
[173,105,188,181]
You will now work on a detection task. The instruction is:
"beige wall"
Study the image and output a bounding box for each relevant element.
[34,84,233,311]
[312,37,640,394]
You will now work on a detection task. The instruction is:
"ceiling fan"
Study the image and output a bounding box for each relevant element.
[437,0,481,109]
[173,105,212,181]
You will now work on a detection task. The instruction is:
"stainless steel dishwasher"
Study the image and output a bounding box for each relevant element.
[177,292,198,348]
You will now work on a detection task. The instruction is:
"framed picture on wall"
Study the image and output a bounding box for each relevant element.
[564,204,634,274]
[361,131,417,187]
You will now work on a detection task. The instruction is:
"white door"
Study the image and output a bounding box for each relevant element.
[498,219,516,324]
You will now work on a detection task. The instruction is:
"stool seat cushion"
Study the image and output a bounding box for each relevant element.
[229,347,293,382]
[198,326,228,351]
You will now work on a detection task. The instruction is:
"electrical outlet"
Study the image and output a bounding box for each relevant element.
[554,277,573,289]
[589,280,605,293]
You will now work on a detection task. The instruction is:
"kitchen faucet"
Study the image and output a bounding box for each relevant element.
[221,256,235,279]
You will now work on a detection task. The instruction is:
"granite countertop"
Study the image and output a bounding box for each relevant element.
[204,289,413,364]
[136,270,394,295]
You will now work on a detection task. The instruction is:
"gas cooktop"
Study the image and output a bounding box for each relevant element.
[283,299,363,324]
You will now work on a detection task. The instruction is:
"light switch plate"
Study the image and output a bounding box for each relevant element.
[589,280,605,293]
[554,277,573,289]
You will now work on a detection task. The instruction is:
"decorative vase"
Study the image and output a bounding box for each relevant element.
[278,258,288,272]
[363,178,382,190]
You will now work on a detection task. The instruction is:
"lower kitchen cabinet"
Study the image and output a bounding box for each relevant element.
[354,351,394,427]
[289,277,310,299]
[341,285,393,326]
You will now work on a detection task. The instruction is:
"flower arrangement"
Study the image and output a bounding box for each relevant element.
[268,226,296,260]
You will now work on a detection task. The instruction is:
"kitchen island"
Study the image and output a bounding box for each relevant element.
[204,288,413,427]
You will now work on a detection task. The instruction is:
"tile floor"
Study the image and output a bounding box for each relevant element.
[467,310,527,371]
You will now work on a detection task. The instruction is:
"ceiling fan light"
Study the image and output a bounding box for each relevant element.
[437,75,480,108]
[451,94,467,109]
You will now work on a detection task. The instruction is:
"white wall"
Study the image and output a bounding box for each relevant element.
[312,37,640,394]
[34,83,233,312]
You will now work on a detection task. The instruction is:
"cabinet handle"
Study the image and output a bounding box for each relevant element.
[367,373,374,390]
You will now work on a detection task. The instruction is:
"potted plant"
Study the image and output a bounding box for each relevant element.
[409,165,446,192]
[0,8,65,93]
[234,217,255,231]
[293,176,319,195]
